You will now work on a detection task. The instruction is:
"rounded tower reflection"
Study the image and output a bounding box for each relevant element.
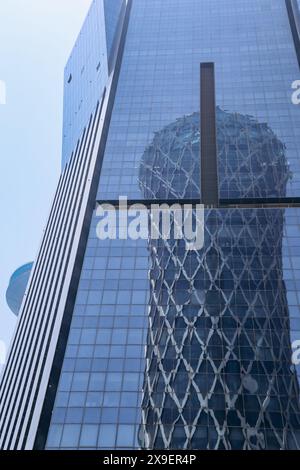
[138,109,300,450]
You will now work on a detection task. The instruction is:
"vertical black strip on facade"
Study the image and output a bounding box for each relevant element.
[108,0,127,73]
[286,0,300,69]
[33,0,133,450]
[200,62,218,206]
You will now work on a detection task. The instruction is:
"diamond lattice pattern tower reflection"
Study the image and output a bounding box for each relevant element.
[138,110,300,450]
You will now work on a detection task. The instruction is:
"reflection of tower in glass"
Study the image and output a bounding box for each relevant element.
[138,109,300,450]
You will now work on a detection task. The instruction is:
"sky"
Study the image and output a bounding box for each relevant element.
[0,0,92,368]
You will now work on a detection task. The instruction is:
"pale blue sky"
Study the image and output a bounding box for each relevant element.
[0,0,92,362]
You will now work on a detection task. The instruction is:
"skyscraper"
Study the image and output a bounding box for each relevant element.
[1,0,300,450]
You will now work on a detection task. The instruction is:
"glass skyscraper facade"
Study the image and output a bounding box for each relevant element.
[1,0,300,451]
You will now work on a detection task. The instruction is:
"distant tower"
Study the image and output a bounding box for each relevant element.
[6,263,33,316]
